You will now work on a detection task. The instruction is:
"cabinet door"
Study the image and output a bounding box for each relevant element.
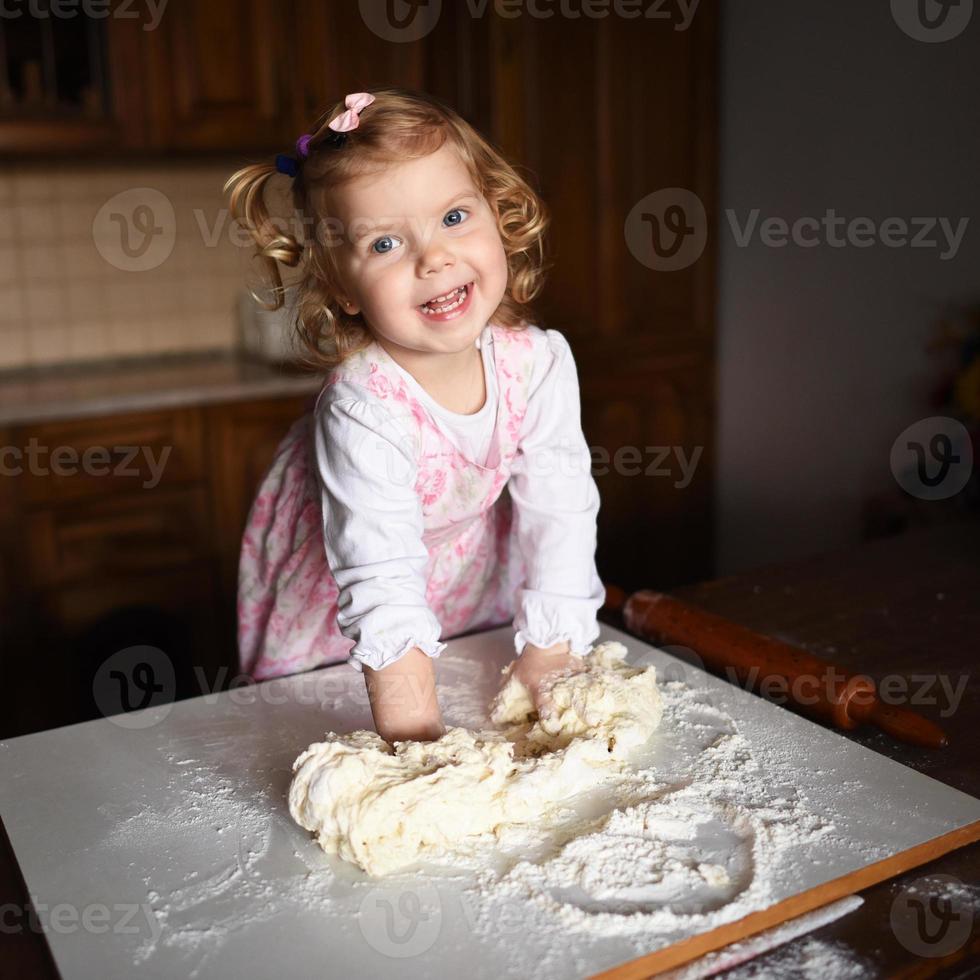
[287,0,427,134]
[16,408,205,505]
[143,0,293,151]
[7,563,222,738]
[0,0,147,154]
[206,394,315,607]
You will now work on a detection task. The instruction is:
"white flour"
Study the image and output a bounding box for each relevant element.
[96,653,879,978]
[717,936,873,978]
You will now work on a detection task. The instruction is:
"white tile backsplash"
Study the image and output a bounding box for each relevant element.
[1,161,251,369]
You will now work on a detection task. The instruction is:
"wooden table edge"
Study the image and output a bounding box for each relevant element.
[589,819,980,979]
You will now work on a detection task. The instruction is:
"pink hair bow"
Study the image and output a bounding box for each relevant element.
[328,92,376,133]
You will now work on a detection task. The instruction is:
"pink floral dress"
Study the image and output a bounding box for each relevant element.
[237,323,536,680]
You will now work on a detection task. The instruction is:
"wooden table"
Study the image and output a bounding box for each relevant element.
[3,520,978,978]
[648,521,980,977]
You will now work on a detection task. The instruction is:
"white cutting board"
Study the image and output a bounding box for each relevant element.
[1,623,978,979]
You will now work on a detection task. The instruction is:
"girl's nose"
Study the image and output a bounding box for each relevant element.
[417,240,455,277]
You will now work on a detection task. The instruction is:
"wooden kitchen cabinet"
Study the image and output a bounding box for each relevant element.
[206,394,313,601]
[1,0,295,155]
[287,0,428,133]
[0,0,147,153]
[26,486,213,589]
[2,0,429,155]
[141,0,295,152]
[0,392,311,739]
[16,407,206,504]
[205,393,314,667]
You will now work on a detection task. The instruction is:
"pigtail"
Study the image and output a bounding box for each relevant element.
[222,162,303,311]
[222,159,373,371]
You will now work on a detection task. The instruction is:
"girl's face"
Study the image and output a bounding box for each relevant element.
[329,143,509,364]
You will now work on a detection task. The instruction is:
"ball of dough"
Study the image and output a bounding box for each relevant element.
[288,641,662,876]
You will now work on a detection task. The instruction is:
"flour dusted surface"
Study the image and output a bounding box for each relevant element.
[86,634,895,979]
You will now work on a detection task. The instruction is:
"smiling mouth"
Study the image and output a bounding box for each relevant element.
[418,282,471,315]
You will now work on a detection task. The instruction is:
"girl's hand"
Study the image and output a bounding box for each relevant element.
[363,646,446,744]
[508,640,588,716]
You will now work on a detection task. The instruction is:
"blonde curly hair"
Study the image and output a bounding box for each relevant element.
[223,87,551,371]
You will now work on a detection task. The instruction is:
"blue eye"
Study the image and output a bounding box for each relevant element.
[372,235,398,254]
[445,208,468,226]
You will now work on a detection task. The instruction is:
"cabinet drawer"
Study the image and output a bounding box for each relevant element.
[15,408,205,505]
[27,487,212,588]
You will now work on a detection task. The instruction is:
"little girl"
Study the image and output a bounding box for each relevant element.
[224,88,606,744]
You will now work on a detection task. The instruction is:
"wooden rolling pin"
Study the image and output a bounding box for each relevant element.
[606,588,948,749]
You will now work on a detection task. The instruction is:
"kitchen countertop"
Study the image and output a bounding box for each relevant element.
[0,350,325,427]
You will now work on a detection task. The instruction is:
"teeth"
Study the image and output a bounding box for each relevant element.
[420,284,468,314]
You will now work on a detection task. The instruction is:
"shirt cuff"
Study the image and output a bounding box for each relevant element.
[346,634,448,673]
[512,592,602,658]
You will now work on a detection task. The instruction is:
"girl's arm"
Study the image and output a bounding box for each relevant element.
[314,393,447,741]
[506,330,606,706]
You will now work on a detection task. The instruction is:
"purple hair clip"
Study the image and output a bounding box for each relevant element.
[275,132,315,177]
[275,93,374,177]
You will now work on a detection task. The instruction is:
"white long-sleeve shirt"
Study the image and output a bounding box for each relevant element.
[312,323,606,672]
